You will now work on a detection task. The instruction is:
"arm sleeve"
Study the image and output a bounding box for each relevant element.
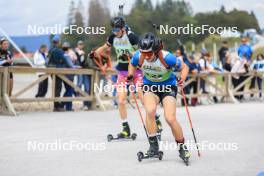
[33,52,45,66]
[0,60,5,65]
[199,59,205,69]
[130,51,140,67]
[237,46,242,56]
[127,32,139,46]
[165,53,182,71]
[106,34,115,46]
[64,54,75,68]
[249,47,253,57]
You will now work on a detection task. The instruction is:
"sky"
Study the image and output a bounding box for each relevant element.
[0,0,264,36]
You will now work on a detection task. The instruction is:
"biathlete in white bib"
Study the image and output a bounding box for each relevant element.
[95,17,162,139]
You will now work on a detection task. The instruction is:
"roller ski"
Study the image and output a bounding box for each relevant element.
[155,114,163,140]
[178,143,191,166]
[107,122,137,142]
[137,136,163,162]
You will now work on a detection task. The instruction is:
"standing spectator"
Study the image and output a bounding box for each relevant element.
[223,51,232,72]
[238,37,253,63]
[0,38,13,96]
[176,44,192,105]
[249,54,264,98]
[183,55,199,106]
[61,42,79,111]
[47,35,66,112]
[233,37,253,100]
[75,40,92,110]
[231,54,248,100]
[33,44,48,98]
[207,53,221,103]
[75,41,85,89]
[191,53,202,106]
[198,51,210,94]
[218,41,229,67]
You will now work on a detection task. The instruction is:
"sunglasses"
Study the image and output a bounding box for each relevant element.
[112,28,121,33]
[141,52,154,58]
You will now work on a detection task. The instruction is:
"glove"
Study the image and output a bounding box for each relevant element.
[126,75,134,84]
[177,77,184,88]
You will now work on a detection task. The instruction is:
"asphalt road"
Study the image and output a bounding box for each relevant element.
[0,102,263,176]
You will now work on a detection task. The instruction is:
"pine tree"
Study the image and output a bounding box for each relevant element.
[67,1,76,26]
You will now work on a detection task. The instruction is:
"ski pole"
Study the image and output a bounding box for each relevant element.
[130,88,149,140]
[180,88,201,157]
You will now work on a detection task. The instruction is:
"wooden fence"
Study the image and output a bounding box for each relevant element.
[0,66,263,116]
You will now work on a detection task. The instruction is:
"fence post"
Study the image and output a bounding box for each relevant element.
[92,70,106,111]
[0,69,3,112]
[227,73,238,104]
[2,67,16,116]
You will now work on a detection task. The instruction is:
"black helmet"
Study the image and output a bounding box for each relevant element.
[139,32,162,53]
[111,16,125,28]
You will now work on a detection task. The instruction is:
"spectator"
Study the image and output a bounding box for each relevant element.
[223,51,232,72]
[198,51,210,94]
[183,54,199,106]
[218,41,229,67]
[75,40,92,110]
[238,37,253,63]
[89,47,113,75]
[191,53,202,106]
[0,38,13,96]
[89,47,113,95]
[249,53,264,98]
[206,53,221,103]
[231,53,248,100]
[33,44,48,98]
[61,41,79,111]
[47,35,67,112]
[176,44,193,105]
[231,38,253,100]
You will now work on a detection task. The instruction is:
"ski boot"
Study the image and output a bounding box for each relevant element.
[179,143,191,166]
[107,123,137,142]
[137,136,163,162]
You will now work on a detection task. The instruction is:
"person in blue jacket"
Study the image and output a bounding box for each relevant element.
[128,33,190,162]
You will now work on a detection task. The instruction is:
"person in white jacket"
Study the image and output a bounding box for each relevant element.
[33,44,48,97]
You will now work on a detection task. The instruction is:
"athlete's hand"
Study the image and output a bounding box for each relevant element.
[177,77,185,88]
[126,75,134,84]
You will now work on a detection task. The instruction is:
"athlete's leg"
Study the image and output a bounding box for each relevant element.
[117,88,127,120]
[162,96,184,142]
[143,91,160,154]
[162,95,190,161]
[135,71,162,133]
[143,92,159,135]
[116,72,130,137]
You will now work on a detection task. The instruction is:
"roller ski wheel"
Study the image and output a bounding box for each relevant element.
[137,151,144,162]
[107,133,137,142]
[179,145,191,166]
[137,151,163,162]
[131,133,137,140]
[180,155,189,166]
[157,132,162,141]
[107,134,114,142]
